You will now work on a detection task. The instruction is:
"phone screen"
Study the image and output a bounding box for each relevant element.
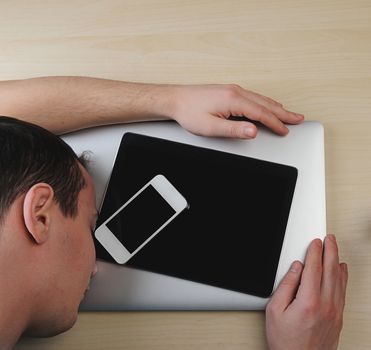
[106,185,175,253]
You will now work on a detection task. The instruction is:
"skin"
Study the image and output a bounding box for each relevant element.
[0,77,347,349]
[0,165,98,349]
[0,78,304,137]
[266,235,348,349]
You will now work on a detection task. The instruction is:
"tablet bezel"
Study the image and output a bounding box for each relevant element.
[95,132,298,298]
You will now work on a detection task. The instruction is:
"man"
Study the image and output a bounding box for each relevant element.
[0,77,347,349]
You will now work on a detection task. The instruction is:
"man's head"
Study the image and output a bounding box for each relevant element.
[0,116,97,337]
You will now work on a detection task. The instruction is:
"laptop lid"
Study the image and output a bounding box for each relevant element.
[62,120,325,310]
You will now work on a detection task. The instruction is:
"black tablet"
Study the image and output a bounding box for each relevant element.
[95,132,298,298]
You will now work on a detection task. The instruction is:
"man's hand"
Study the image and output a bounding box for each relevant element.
[266,235,348,350]
[0,77,304,136]
[171,84,304,139]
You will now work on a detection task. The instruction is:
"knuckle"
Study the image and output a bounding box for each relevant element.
[266,301,279,319]
[228,123,241,138]
[275,106,287,116]
[224,84,240,99]
[301,297,321,318]
[228,83,241,91]
[310,263,323,276]
[322,303,336,322]
[322,303,344,328]
[255,105,270,119]
[329,264,340,278]
[316,264,323,275]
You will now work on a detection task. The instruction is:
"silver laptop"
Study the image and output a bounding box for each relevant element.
[62,120,325,311]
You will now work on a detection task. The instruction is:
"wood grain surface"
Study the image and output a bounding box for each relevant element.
[1,1,370,349]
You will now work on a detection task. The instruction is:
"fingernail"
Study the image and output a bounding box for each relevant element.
[290,261,301,273]
[327,234,336,243]
[243,126,255,138]
[294,113,304,120]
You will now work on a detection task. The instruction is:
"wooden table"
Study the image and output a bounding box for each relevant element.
[1,1,370,349]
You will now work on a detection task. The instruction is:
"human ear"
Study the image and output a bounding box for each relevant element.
[23,183,55,244]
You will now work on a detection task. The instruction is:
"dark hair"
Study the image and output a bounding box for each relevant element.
[0,116,87,223]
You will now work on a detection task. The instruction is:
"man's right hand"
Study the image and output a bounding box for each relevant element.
[265,235,348,350]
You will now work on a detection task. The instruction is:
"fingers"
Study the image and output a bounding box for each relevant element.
[172,84,305,139]
[339,262,348,308]
[227,86,304,136]
[296,239,323,302]
[321,235,348,315]
[340,263,348,293]
[203,115,257,139]
[321,234,340,302]
[334,262,348,318]
[229,95,304,136]
[238,88,304,125]
[230,96,290,135]
[251,91,283,107]
[269,260,304,311]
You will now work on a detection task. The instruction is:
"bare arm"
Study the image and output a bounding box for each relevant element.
[0,77,176,134]
[0,76,304,137]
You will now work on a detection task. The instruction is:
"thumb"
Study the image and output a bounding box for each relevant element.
[203,115,257,139]
[269,261,303,311]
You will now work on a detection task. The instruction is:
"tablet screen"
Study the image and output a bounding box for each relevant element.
[95,132,298,297]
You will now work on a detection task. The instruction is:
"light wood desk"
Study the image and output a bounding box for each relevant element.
[1,0,370,349]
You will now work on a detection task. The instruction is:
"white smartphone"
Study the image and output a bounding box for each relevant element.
[95,174,188,264]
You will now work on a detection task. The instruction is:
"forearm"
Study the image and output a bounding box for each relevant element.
[0,76,304,138]
[0,76,175,134]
